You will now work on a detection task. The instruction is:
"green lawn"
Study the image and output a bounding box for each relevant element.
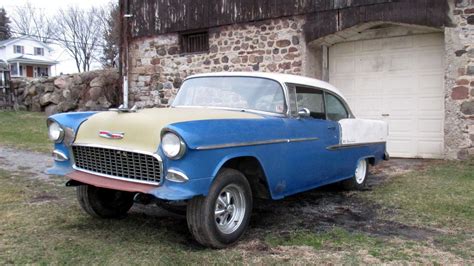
[0,111,50,153]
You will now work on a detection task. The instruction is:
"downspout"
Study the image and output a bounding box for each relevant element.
[121,0,132,109]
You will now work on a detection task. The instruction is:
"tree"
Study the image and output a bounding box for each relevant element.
[10,1,55,43]
[100,3,120,68]
[55,6,105,72]
[0,8,11,40]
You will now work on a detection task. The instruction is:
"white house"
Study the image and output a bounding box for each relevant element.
[0,36,58,78]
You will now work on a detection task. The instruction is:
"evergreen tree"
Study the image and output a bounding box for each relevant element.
[0,8,12,40]
[101,3,120,68]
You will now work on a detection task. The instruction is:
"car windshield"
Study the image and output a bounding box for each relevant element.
[172,77,286,114]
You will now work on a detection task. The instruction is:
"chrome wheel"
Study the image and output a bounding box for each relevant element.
[214,184,246,234]
[355,159,367,184]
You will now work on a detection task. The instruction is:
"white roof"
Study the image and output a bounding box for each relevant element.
[0,36,53,51]
[186,72,345,99]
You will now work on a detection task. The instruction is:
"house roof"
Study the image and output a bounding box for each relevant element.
[0,36,53,51]
[7,55,58,65]
[186,72,346,100]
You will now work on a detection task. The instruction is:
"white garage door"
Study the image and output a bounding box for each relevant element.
[329,33,445,158]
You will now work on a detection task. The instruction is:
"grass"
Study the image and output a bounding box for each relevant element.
[0,111,50,153]
[364,159,474,229]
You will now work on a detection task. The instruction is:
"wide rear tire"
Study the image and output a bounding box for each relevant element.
[76,185,134,219]
[186,168,252,248]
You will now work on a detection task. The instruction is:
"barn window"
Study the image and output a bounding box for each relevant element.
[180,31,209,54]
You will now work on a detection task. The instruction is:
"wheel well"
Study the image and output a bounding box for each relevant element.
[221,157,271,199]
[367,157,375,166]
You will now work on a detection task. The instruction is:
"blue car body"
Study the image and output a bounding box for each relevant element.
[47,73,388,202]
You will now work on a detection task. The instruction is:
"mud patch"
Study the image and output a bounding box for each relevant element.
[30,192,60,203]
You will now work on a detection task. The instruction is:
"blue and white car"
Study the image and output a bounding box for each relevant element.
[47,72,389,248]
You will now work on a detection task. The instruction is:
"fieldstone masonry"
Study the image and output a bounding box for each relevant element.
[128,17,306,108]
[445,0,474,158]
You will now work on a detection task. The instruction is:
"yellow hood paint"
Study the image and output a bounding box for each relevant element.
[74,107,262,153]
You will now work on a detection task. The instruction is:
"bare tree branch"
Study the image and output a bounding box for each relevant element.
[10,1,55,43]
[54,6,105,72]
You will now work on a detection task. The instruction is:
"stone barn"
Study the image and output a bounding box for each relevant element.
[119,0,474,159]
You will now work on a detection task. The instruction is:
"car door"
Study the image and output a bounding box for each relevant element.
[282,84,340,194]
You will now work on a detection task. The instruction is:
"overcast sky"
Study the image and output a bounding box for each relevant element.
[1,0,115,14]
[1,0,117,75]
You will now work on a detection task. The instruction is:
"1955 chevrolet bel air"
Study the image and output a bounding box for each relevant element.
[47,72,389,248]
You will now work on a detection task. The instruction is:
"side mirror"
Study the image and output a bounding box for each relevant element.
[298,108,311,117]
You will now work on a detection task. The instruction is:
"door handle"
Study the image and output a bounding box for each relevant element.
[382,114,390,117]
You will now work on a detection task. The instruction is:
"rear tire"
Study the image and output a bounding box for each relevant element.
[186,168,252,248]
[342,159,369,190]
[76,185,134,219]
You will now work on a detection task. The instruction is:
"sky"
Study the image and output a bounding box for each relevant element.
[1,0,117,75]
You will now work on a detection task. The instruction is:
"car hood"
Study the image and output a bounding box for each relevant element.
[73,107,263,153]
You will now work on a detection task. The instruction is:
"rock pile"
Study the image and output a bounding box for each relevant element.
[10,70,121,116]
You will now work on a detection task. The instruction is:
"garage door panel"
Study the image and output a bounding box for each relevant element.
[419,97,444,112]
[388,54,413,71]
[418,119,444,136]
[418,140,444,158]
[418,74,444,94]
[387,139,416,157]
[358,38,383,52]
[329,33,444,158]
[331,57,356,74]
[415,34,444,47]
[357,55,385,73]
[417,51,444,69]
[383,35,414,50]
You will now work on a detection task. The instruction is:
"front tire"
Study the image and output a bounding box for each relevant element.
[186,168,252,248]
[342,159,369,190]
[76,185,134,218]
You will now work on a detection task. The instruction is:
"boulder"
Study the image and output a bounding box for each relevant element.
[39,92,60,106]
[89,87,103,101]
[54,76,71,90]
[45,104,59,116]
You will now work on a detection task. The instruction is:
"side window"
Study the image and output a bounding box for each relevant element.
[295,86,325,119]
[325,93,348,121]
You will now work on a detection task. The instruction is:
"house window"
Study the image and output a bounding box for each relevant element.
[34,47,44,56]
[38,67,49,77]
[180,31,209,54]
[13,45,24,54]
[10,64,23,76]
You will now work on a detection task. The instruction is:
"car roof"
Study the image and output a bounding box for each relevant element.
[186,72,346,99]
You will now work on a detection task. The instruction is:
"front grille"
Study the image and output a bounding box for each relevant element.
[72,145,161,184]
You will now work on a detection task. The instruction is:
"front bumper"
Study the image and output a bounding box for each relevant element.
[66,170,213,201]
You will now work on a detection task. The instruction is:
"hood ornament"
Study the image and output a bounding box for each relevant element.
[109,104,138,113]
[99,131,124,139]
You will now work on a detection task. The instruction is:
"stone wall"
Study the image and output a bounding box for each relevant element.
[445,0,474,159]
[10,69,121,116]
[128,16,306,108]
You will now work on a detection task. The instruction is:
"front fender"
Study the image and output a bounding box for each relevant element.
[46,111,97,175]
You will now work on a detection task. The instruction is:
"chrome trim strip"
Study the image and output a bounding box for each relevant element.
[166,169,189,183]
[195,137,319,150]
[173,106,286,117]
[52,150,68,162]
[327,141,386,150]
[71,143,163,186]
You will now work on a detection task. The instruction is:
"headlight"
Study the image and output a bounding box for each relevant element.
[161,132,186,159]
[48,121,64,143]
